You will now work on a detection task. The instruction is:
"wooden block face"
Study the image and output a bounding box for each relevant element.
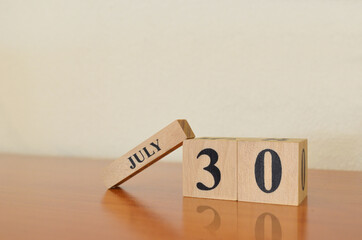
[183,138,237,200]
[183,197,238,239]
[237,138,308,205]
[103,119,195,188]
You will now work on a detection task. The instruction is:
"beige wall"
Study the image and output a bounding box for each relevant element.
[1,1,361,170]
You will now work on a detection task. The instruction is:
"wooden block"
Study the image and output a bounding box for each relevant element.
[237,138,308,205]
[183,197,238,239]
[103,119,195,188]
[183,138,238,200]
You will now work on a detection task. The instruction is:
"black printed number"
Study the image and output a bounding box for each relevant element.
[196,148,221,191]
[301,149,306,191]
[255,149,282,193]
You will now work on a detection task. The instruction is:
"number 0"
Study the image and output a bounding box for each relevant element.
[301,149,306,190]
[254,149,282,193]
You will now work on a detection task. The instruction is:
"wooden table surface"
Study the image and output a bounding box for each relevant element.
[0,154,361,240]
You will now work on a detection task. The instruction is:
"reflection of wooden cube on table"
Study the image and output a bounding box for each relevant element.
[237,201,307,239]
[183,197,238,239]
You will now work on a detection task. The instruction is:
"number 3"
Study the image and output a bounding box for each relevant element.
[196,148,221,191]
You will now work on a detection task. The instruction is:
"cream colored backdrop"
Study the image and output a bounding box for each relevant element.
[1,1,361,170]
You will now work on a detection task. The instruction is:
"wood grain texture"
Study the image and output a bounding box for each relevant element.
[0,154,361,240]
[238,138,308,205]
[183,138,237,200]
[103,119,194,188]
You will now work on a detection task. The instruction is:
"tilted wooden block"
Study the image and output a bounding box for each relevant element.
[183,138,238,200]
[237,138,308,205]
[103,119,195,188]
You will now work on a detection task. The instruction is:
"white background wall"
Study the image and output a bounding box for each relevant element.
[1,0,361,170]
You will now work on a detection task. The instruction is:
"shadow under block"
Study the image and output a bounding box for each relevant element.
[183,138,238,200]
[237,138,308,206]
[103,119,195,188]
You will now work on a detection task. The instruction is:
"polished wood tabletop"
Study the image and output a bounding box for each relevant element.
[0,154,361,240]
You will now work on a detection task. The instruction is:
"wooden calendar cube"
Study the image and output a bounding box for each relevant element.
[237,138,307,205]
[183,138,238,200]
